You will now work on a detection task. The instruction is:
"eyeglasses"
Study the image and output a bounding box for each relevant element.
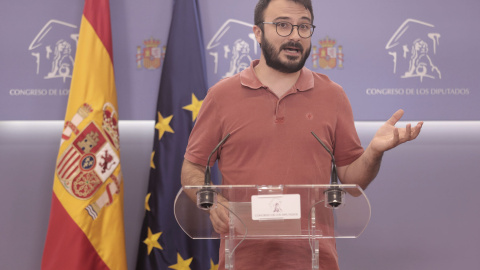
[262,21,316,38]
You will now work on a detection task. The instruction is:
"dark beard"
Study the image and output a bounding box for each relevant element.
[261,35,311,73]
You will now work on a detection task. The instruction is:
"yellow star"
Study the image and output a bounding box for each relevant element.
[182,93,203,121]
[155,112,174,140]
[150,151,155,169]
[209,259,219,270]
[168,253,193,270]
[143,227,162,255]
[145,193,151,211]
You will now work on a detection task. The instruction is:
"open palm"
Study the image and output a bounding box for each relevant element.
[370,109,423,153]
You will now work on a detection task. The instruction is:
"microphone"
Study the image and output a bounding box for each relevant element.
[196,133,231,209]
[311,132,345,208]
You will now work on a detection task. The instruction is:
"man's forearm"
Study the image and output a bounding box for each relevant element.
[339,146,383,190]
[181,159,206,186]
[181,159,207,202]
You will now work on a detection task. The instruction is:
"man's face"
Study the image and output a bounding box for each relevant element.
[261,29,311,73]
[259,0,313,73]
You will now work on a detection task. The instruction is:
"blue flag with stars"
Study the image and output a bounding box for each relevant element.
[136,0,220,269]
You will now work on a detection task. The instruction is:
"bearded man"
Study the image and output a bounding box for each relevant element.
[181,0,423,269]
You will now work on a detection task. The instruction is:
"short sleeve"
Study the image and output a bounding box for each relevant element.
[184,89,223,166]
[333,89,364,167]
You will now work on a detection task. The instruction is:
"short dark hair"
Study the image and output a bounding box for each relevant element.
[254,0,314,27]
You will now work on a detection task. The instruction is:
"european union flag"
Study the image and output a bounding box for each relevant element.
[136,0,220,269]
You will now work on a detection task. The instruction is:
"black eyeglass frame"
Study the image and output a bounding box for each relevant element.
[261,21,316,38]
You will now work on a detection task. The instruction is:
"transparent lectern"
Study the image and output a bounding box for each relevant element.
[174,184,371,270]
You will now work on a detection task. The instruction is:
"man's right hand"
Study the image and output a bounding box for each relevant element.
[209,198,230,234]
[181,159,231,234]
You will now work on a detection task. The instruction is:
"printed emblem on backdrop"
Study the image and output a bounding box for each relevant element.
[206,19,260,79]
[28,20,79,82]
[312,36,344,70]
[386,18,441,82]
[136,37,165,70]
[56,103,122,220]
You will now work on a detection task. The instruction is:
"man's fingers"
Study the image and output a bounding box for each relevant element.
[393,127,400,144]
[411,122,424,139]
[210,206,229,234]
[403,123,412,142]
[402,122,423,142]
[386,109,405,125]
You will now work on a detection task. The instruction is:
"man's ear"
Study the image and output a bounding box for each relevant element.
[253,25,262,45]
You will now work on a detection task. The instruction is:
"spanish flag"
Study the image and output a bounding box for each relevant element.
[41,0,127,269]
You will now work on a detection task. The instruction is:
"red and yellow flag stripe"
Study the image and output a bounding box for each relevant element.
[42,0,126,269]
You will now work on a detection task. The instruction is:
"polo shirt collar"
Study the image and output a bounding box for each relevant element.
[240,60,314,92]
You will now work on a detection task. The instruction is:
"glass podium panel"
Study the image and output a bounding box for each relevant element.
[174,184,371,269]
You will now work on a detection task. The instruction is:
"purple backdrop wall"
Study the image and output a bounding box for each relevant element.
[0,0,479,269]
[1,0,478,120]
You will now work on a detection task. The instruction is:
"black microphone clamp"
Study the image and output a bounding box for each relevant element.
[324,185,344,208]
[196,186,216,209]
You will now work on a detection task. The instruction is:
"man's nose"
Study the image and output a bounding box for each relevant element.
[289,26,302,40]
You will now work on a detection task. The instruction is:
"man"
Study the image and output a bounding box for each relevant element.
[181,0,423,269]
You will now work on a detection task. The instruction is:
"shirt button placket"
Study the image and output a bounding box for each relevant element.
[275,99,285,124]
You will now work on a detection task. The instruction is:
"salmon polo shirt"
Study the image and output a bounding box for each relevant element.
[185,60,364,187]
[185,60,364,269]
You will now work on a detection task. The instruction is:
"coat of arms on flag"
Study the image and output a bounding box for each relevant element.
[56,102,121,220]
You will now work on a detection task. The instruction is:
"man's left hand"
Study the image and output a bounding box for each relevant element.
[369,109,423,155]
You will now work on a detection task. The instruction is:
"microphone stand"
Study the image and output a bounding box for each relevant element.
[196,133,231,209]
[311,132,345,208]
